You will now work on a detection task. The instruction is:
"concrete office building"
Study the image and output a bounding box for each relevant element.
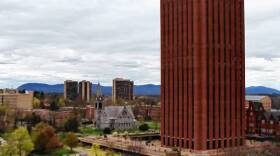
[64,80,78,101]
[161,0,245,151]
[112,78,134,104]
[79,80,92,103]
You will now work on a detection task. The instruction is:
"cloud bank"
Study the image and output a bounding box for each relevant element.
[0,0,279,90]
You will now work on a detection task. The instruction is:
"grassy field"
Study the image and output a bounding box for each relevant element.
[145,122,161,130]
[80,127,104,136]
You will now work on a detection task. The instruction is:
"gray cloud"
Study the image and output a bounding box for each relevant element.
[0,0,279,90]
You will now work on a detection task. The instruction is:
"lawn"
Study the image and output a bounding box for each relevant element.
[80,127,104,136]
[146,122,161,130]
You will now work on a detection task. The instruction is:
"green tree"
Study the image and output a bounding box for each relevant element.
[0,143,17,156]
[139,123,149,131]
[64,132,79,152]
[58,98,66,107]
[0,127,34,156]
[31,123,62,151]
[33,97,41,109]
[64,116,80,132]
[50,101,59,111]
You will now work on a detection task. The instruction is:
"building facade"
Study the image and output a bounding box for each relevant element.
[161,0,245,151]
[246,101,280,140]
[133,104,161,122]
[0,89,33,110]
[95,106,136,130]
[79,80,92,103]
[95,83,136,130]
[64,80,78,101]
[246,95,272,111]
[112,78,134,104]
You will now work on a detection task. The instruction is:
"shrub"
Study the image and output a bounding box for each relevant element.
[103,128,112,135]
[139,123,149,131]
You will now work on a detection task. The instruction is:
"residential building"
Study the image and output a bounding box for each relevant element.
[79,80,92,103]
[161,0,245,151]
[112,78,134,104]
[246,95,272,111]
[64,80,78,101]
[0,89,33,110]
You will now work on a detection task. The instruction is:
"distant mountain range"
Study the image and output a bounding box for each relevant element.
[245,86,280,95]
[17,83,280,95]
[17,83,161,95]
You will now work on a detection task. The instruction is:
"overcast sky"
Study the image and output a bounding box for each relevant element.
[0,0,279,90]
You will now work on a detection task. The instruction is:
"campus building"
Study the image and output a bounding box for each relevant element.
[79,80,92,103]
[246,95,272,111]
[95,83,136,130]
[64,80,78,101]
[246,101,280,140]
[0,89,33,110]
[112,78,134,104]
[161,0,245,151]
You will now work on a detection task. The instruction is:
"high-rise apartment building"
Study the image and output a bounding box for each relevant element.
[161,0,245,151]
[64,80,78,101]
[112,78,134,104]
[79,80,92,103]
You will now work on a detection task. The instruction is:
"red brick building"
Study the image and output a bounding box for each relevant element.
[160,0,245,151]
[133,104,161,121]
[246,102,280,140]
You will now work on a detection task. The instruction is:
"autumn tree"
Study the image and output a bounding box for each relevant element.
[31,123,62,152]
[64,132,79,152]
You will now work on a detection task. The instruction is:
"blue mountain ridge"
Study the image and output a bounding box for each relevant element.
[17,83,280,95]
[17,83,161,95]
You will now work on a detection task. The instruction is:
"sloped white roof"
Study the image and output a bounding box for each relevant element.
[246,95,267,102]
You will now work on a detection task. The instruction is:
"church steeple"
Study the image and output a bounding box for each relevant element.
[95,83,104,110]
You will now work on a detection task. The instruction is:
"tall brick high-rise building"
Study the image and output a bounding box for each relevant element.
[161,0,245,151]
